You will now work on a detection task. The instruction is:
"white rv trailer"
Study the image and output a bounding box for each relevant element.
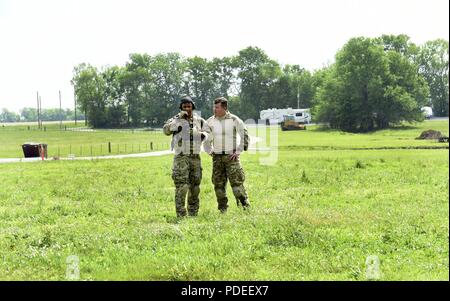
[421,106,433,119]
[260,108,311,124]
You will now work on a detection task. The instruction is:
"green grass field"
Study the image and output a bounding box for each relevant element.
[0,120,448,280]
[0,122,171,158]
[273,120,449,150]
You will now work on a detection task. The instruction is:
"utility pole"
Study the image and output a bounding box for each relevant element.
[39,95,42,129]
[74,89,77,126]
[297,83,300,109]
[59,90,62,129]
[36,91,40,128]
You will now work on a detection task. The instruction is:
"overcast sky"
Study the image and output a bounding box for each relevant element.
[0,0,448,113]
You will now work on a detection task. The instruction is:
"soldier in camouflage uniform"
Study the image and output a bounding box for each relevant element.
[163,96,210,218]
[204,97,250,213]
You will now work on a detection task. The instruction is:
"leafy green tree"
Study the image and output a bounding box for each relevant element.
[235,46,282,120]
[102,66,127,127]
[0,108,20,122]
[417,39,449,116]
[270,65,315,110]
[69,40,443,129]
[145,53,186,125]
[210,57,239,97]
[184,56,215,114]
[122,53,152,126]
[378,48,428,128]
[20,107,38,121]
[71,63,107,127]
[315,36,428,132]
[378,34,419,59]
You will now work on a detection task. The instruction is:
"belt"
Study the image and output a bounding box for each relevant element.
[213,150,235,155]
[178,153,200,157]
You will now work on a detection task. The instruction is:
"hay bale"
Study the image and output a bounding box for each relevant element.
[416,130,443,140]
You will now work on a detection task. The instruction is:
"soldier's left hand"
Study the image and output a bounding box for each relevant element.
[229,151,240,161]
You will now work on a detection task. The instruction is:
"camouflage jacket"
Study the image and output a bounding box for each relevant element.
[163,112,210,155]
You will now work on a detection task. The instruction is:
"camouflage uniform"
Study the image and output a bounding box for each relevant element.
[204,111,250,212]
[163,112,209,217]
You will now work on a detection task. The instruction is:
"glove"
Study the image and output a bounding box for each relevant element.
[178,111,188,118]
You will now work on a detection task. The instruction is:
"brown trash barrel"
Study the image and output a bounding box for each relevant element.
[22,143,48,158]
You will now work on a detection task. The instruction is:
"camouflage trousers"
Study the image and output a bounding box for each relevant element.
[171,154,202,217]
[212,154,249,211]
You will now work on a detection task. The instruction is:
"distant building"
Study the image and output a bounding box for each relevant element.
[260,108,311,124]
[421,106,433,119]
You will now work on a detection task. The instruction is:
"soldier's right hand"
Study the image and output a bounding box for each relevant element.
[178,111,188,118]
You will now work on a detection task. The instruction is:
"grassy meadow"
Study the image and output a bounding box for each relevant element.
[0,122,171,158]
[0,119,448,280]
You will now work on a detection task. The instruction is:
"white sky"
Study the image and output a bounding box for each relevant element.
[0,0,448,113]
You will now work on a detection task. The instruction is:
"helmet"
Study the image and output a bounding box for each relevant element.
[179,95,196,110]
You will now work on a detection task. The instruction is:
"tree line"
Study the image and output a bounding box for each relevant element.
[0,107,84,123]
[71,35,448,132]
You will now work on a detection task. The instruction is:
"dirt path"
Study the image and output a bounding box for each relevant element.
[0,150,174,164]
[0,136,263,164]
